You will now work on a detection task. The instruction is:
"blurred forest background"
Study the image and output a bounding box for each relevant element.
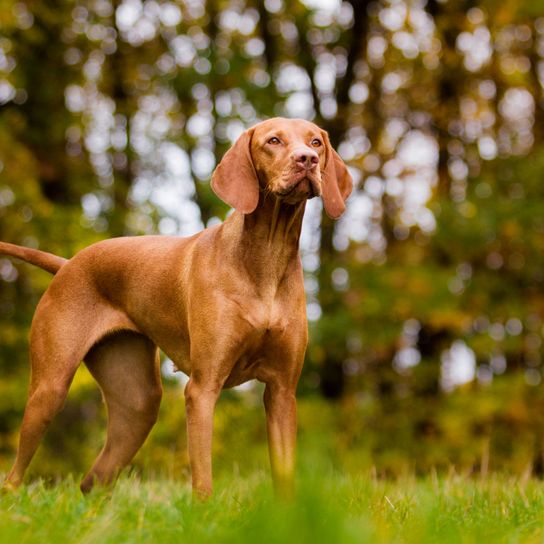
[1,0,544,481]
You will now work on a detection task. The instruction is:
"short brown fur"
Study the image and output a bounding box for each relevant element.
[1,118,352,499]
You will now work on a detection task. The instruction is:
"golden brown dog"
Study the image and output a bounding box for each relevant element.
[0,117,352,498]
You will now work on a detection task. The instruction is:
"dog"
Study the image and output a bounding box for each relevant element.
[0,117,352,498]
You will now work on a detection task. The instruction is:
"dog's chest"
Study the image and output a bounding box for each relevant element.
[230,290,291,335]
[221,294,299,386]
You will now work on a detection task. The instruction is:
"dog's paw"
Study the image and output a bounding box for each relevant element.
[1,479,21,494]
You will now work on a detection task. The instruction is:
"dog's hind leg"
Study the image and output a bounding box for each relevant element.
[3,314,84,489]
[80,331,162,493]
[3,284,142,491]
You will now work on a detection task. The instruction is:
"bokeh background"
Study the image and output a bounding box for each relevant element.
[1,0,544,481]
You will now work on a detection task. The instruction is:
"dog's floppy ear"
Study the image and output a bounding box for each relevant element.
[211,128,259,214]
[320,131,353,219]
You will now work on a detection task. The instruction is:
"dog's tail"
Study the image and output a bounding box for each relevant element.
[0,241,67,274]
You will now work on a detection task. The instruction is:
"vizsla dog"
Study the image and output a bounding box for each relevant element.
[0,117,352,498]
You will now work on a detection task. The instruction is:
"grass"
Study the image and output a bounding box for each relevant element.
[2,465,544,544]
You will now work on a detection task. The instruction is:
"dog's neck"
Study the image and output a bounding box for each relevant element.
[223,193,306,288]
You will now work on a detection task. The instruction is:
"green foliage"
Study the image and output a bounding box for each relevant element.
[3,387,544,483]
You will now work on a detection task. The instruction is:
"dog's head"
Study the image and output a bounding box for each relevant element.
[211,117,353,219]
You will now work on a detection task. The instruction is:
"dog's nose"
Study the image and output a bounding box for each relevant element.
[292,148,319,169]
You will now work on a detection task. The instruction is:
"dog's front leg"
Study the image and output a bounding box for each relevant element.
[263,382,297,498]
[184,377,222,500]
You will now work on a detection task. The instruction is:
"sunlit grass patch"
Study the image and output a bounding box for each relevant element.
[2,468,544,543]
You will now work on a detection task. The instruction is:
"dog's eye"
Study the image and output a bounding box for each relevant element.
[268,137,281,145]
[311,138,322,147]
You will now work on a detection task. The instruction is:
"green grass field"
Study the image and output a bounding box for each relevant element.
[3,390,544,543]
[2,466,544,544]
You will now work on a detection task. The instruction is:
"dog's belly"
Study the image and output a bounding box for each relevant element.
[140,322,191,374]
